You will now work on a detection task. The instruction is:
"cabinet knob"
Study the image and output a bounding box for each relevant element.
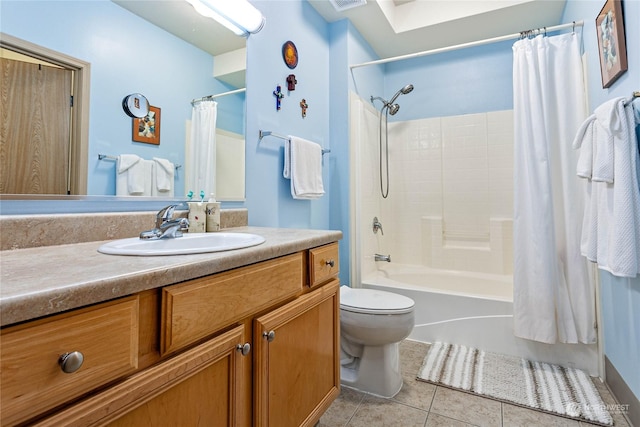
[58,351,84,373]
[325,259,335,267]
[236,343,251,356]
[262,330,275,342]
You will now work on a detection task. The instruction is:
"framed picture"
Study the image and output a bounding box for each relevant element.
[596,0,627,88]
[132,105,160,144]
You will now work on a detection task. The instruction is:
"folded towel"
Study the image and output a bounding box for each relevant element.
[572,115,595,180]
[152,157,174,196]
[287,136,325,200]
[116,154,145,195]
[591,97,626,183]
[283,139,291,179]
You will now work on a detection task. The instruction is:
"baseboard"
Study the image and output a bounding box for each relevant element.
[605,356,639,426]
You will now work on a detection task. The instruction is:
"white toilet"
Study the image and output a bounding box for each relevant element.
[339,286,415,397]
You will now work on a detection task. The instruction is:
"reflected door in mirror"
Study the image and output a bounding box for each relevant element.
[1,58,72,194]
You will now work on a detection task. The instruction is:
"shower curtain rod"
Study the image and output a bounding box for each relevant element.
[350,20,584,69]
[191,87,246,105]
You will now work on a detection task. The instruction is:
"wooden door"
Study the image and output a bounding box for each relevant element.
[0,57,72,194]
[254,280,340,427]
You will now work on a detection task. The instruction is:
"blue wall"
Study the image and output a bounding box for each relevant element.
[244,1,331,229]
[562,0,640,400]
[1,0,244,197]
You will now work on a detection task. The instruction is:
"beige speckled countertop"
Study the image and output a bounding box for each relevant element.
[0,226,342,327]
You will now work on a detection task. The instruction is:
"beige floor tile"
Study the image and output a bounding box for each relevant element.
[588,378,631,427]
[392,378,437,411]
[429,386,502,427]
[319,386,366,427]
[425,412,475,427]
[346,395,428,427]
[393,340,437,410]
[502,403,581,427]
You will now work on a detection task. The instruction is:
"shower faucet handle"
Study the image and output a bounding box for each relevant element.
[373,217,384,235]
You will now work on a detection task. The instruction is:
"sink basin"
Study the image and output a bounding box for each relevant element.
[98,232,265,256]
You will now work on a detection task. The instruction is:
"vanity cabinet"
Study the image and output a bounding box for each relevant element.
[0,242,340,427]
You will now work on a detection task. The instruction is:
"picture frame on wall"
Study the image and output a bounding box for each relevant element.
[132,105,161,145]
[596,0,628,88]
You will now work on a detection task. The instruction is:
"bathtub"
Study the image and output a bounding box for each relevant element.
[361,264,599,375]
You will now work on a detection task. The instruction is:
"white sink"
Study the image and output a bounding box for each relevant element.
[98,232,265,256]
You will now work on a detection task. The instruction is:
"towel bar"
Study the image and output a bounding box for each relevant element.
[258,130,331,155]
[98,154,182,170]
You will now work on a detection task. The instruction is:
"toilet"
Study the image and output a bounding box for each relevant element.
[339,286,415,397]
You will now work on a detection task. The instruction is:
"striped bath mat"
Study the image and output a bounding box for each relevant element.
[417,342,612,426]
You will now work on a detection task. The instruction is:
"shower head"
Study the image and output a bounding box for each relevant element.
[370,84,413,115]
[388,84,414,104]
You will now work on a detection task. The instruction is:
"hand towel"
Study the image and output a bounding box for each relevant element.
[287,136,324,200]
[591,97,625,183]
[152,157,175,196]
[283,138,291,179]
[116,154,144,195]
[572,115,595,180]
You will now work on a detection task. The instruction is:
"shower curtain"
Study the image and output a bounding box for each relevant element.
[512,33,596,344]
[186,100,217,198]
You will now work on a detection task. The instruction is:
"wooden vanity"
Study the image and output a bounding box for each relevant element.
[0,226,341,427]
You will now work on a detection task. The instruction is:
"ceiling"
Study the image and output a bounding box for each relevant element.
[309,0,567,59]
[113,0,567,62]
[112,1,244,57]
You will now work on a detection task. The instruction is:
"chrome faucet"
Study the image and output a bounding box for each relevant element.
[373,217,384,235]
[374,253,391,262]
[140,205,190,240]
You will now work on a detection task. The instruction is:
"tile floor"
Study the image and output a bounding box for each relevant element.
[320,340,632,427]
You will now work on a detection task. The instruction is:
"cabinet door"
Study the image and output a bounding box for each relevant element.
[34,326,249,427]
[254,279,340,427]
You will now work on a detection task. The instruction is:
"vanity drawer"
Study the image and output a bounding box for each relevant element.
[1,296,139,427]
[309,243,340,288]
[161,252,304,355]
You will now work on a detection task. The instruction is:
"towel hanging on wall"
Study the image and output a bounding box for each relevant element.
[285,136,324,199]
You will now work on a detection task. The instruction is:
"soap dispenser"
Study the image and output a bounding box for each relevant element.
[206,194,221,232]
[187,191,206,233]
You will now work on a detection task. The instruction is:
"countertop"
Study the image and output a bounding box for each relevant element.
[0,226,342,327]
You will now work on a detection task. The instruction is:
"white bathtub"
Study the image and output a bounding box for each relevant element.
[361,264,599,375]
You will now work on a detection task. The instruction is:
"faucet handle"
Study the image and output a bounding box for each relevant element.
[156,205,177,227]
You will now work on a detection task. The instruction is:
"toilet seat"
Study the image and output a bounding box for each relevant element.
[340,287,414,315]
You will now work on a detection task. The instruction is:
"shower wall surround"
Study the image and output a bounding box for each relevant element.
[353,93,514,276]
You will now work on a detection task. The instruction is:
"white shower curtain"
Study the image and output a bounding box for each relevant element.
[186,100,217,198]
[512,33,596,344]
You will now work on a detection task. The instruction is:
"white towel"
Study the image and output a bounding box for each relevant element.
[572,115,595,180]
[116,154,145,195]
[152,157,175,196]
[286,136,324,200]
[577,99,640,277]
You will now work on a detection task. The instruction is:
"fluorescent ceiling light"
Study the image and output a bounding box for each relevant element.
[186,0,265,36]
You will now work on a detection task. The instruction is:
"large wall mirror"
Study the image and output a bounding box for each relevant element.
[1,0,247,207]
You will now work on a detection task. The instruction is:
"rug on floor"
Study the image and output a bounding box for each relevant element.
[417,342,613,426]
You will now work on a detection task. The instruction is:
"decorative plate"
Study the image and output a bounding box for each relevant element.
[282,41,298,69]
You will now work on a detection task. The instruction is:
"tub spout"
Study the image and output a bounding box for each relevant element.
[375,253,391,262]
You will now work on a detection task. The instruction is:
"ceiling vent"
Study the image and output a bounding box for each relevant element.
[329,0,367,12]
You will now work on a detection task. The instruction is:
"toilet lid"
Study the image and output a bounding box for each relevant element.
[340,286,414,315]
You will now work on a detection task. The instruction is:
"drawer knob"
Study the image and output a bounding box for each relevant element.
[58,351,84,373]
[325,259,335,267]
[263,330,275,342]
[236,343,251,356]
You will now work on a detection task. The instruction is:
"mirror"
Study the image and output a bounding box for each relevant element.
[0,0,246,202]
